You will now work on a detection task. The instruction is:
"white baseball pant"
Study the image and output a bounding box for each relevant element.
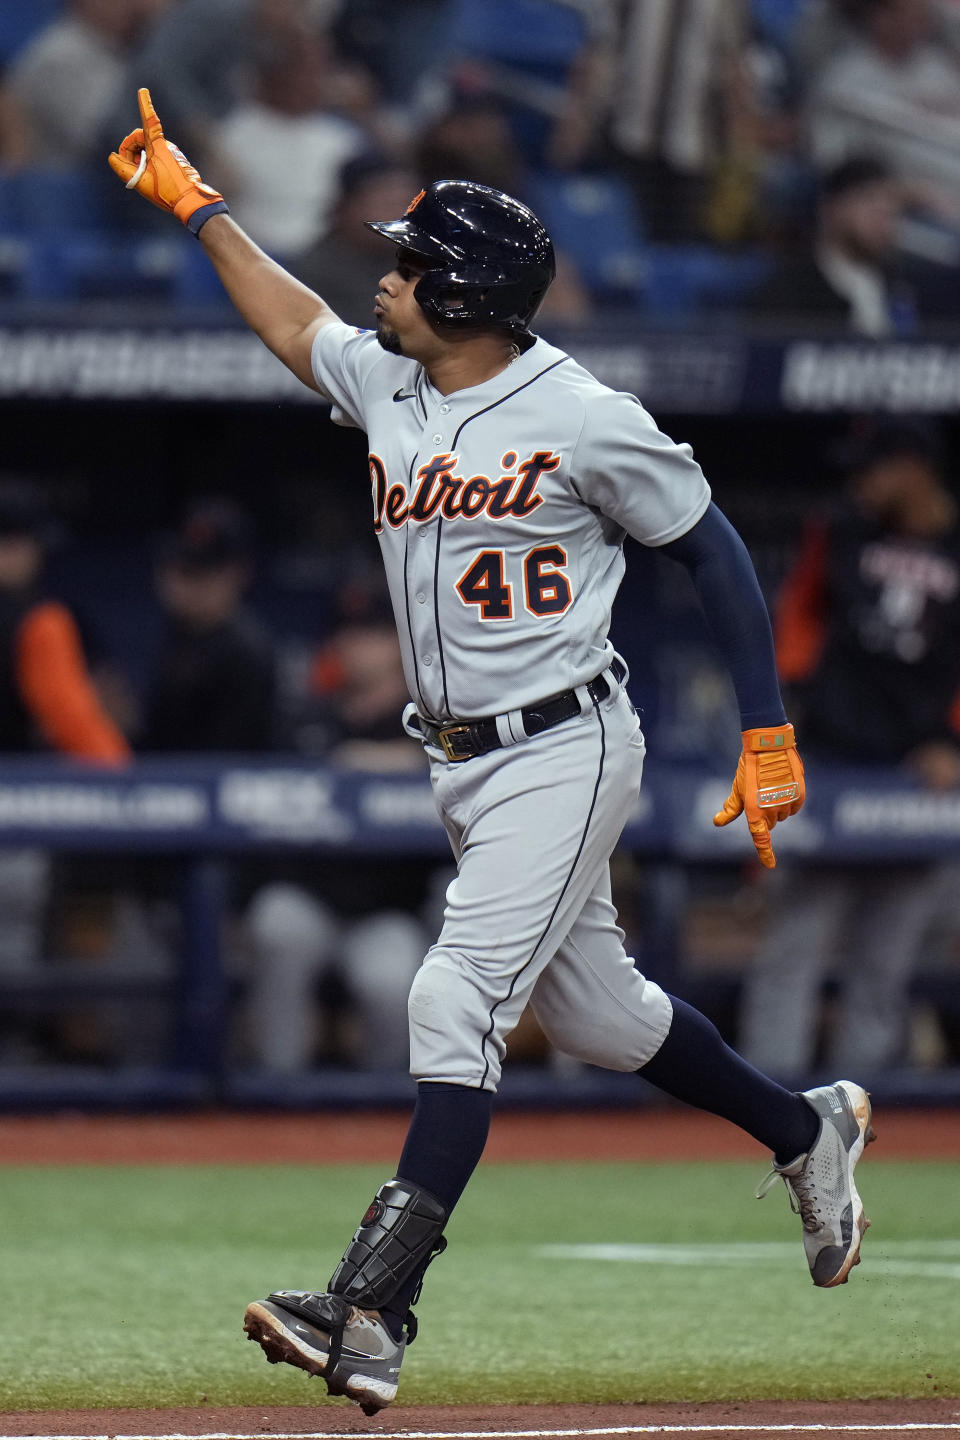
[407,679,673,1090]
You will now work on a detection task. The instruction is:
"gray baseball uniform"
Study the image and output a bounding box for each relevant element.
[310,323,711,1089]
[107,113,871,1406]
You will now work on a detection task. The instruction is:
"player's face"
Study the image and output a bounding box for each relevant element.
[374,250,439,357]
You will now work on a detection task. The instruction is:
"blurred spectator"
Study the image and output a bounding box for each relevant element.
[0,0,63,72]
[0,0,160,169]
[0,72,33,171]
[739,419,960,1077]
[417,94,526,196]
[111,0,344,171]
[59,496,282,1068]
[290,154,419,322]
[723,5,811,246]
[0,476,130,1063]
[139,498,276,752]
[413,93,595,325]
[806,0,960,227]
[435,0,613,173]
[332,0,454,110]
[206,22,372,257]
[605,0,751,243]
[0,478,129,763]
[747,156,922,334]
[134,514,425,1074]
[796,0,960,81]
[243,580,431,1072]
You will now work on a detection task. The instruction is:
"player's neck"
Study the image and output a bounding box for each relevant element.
[422,335,522,396]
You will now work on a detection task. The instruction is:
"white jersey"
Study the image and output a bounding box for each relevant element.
[310,324,711,721]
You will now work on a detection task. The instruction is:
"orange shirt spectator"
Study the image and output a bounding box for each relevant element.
[0,478,129,765]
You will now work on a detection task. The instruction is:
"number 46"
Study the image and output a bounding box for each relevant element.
[456,546,572,620]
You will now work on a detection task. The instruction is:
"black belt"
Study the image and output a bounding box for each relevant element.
[419,662,624,763]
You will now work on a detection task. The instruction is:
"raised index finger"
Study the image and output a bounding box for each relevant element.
[748,816,776,868]
[137,87,163,146]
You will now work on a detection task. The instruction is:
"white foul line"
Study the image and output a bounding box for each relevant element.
[535,1240,960,1282]
[5,1425,960,1439]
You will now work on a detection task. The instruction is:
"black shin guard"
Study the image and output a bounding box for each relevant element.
[328,1178,448,1334]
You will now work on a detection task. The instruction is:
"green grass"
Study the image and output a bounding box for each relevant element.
[0,1160,957,1410]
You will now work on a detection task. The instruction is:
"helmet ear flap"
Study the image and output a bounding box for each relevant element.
[414,270,474,326]
[415,265,548,333]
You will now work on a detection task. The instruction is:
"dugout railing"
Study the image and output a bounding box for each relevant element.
[0,756,958,1110]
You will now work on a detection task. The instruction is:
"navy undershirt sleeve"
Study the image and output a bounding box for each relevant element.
[658,501,787,730]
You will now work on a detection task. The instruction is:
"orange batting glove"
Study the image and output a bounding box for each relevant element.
[108,87,228,236]
[713,722,805,869]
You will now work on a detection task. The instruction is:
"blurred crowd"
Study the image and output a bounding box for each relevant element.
[3,0,960,1084]
[2,0,960,329]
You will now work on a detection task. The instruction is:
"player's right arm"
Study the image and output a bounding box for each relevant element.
[196,215,337,391]
[108,88,337,392]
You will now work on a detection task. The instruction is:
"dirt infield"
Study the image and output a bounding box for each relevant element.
[0,1104,958,1166]
[1,1398,959,1438]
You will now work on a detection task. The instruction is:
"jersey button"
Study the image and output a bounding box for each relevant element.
[439,404,450,414]
[416,592,427,604]
[422,654,433,666]
[432,433,442,445]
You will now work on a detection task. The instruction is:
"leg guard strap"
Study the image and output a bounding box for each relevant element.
[266,1289,351,1381]
[328,1178,448,1312]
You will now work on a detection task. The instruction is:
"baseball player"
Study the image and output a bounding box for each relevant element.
[110,90,875,1415]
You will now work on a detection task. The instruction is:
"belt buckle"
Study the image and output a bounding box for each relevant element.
[439,723,473,762]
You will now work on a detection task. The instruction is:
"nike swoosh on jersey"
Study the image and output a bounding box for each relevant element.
[393,389,417,402]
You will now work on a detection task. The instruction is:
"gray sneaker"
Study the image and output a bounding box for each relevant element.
[757,1079,876,1287]
[243,1289,405,1414]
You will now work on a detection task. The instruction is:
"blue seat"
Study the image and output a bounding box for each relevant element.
[11,233,183,301]
[0,0,62,64]
[751,0,806,46]
[0,221,234,304]
[637,245,773,321]
[447,0,591,163]
[524,171,647,302]
[0,167,104,234]
[448,0,587,65]
[173,239,231,305]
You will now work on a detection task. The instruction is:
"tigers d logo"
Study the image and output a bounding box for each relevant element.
[361,1197,385,1228]
[406,188,426,214]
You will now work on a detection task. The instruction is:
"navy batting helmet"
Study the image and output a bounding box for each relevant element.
[365,179,556,335]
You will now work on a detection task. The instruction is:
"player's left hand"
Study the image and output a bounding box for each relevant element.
[713,722,805,869]
[108,87,227,232]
